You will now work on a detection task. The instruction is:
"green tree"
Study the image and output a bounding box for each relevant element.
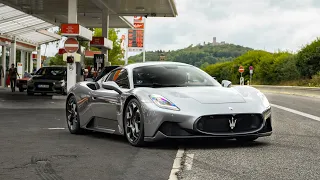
[49,54,66,66]
[296,38,320,78]
[91,28,124,65]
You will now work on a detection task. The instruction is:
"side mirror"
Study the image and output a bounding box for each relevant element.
[102,81,122,94]
[221,80,232,88]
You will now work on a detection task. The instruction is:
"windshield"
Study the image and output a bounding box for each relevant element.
[35,67,66,76]
[132,64,221,88]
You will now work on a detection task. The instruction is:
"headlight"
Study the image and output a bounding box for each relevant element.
[257,92,270,108]
[149,94,180,111]
[54,80,65,86]
[60,80,66,86]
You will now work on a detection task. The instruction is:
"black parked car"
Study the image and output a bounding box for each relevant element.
[27,66,67,95]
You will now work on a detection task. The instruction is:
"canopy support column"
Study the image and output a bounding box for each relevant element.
[1,46,6,87]
[26,52,29,73]
[29,52,33,73]
[10,37,16,66]
[102,8,110,66]
[36,46,41,70]
[20,50,25,77]
[66,0,78,92]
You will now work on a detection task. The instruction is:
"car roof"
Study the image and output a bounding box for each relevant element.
[122,61,192,70]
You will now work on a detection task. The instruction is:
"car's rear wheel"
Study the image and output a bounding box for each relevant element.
[124,98,145,147]
[66,95,83,134]
[236,137,258,142]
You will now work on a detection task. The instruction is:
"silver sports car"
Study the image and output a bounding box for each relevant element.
[66,62,272,146]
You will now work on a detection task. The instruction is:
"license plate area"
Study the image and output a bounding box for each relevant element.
[38,84,49,88]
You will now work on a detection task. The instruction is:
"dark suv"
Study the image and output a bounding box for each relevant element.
[27,66,67,95]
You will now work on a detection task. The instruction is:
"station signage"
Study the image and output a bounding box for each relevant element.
[90,37,113,50]
[128,16,145,52]
[60,23,92,41]
[61,24,80,35]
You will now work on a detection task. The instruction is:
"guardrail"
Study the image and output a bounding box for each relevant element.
[251,85,320,98]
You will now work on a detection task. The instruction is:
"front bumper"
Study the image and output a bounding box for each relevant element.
[142,102,272,142]
[144,117,272,142]
[27,81,65,94]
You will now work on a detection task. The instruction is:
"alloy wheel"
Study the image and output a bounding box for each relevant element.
[66,97,78,131]
[125,101,141,143]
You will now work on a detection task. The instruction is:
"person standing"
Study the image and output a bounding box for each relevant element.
[0,64,4,86]
[8,63,20,92]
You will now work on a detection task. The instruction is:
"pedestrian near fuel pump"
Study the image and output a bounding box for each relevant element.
[0,65,4,87]
[8,63,20,92]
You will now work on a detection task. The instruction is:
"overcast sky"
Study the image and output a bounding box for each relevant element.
[44,0,320,57]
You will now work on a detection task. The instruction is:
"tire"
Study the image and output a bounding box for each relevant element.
[61,86,67,95]
[236,137,258,142]
[123,98,145,147]
[66,95,83,134]
[19,88,24,92]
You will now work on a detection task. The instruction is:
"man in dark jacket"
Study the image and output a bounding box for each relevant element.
[8,63,20,92]
[0,65,4,87]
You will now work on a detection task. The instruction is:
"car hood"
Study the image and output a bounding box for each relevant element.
[31,75,64,81]
[142,86,246,104]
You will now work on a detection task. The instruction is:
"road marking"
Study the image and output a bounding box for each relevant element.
[47,128,65,130]
[184,154,194,170]
[271,103,320,122]
[168,148,185,180]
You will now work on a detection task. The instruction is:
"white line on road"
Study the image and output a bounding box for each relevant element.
[271,103,320,122]
[47,128,66,130]
[184,154,194,170]
[168,148,185,180]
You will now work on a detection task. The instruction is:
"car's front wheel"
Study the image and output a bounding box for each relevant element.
[124,98,145,147]
[66,95,83,134]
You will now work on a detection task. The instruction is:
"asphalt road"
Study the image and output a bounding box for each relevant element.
[0,90,320,180]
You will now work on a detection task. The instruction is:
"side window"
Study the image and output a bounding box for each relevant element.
[105,70,117,82]
[114,69,130,89]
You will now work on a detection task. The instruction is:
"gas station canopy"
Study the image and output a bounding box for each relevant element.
[0,0,178,28]
[0,3,61,46]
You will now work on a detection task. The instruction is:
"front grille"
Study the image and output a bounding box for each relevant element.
[195,114,263,134]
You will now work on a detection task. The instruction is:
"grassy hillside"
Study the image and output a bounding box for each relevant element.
[204,38,320,87]
[128,43,253,68]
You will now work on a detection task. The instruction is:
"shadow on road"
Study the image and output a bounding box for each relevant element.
[77,130,270,150]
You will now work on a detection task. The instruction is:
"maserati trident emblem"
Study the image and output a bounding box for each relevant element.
[229,116,237,130]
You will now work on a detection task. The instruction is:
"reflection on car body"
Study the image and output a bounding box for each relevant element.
[66,62,272,147]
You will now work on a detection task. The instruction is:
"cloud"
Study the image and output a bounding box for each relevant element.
[143,0,320,53]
